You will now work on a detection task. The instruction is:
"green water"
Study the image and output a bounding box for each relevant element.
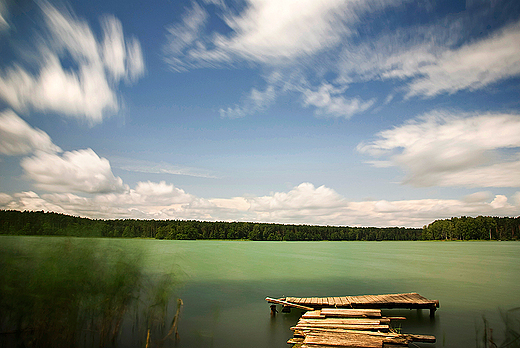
[2,237,520,347]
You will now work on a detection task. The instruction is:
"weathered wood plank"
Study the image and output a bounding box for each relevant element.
[302,310,325,319]
[334,297,343,307]
[287,337,304,344]
[303,332,384,348]
[402,334,436,343]
[294,324,390,331]
[299,318,383,325]
[320,308,382,318]
[337,296,347,307]
[265,297,314,311]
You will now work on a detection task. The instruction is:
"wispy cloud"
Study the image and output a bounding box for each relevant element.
[0,3,144,124]
[164,0,408,68]
[164,0,520,118]
[302,83,375,119]
[406,22,520,97]
[163,0,407,118]
[0,0,9,32]
[358,111,520,187]
[113,157,218,178]
[219,84,275,118]
[163,2,214,72]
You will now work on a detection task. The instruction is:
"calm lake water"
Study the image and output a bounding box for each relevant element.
[2,237,520,347]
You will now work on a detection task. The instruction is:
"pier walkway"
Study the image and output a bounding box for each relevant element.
[267,292,439,316]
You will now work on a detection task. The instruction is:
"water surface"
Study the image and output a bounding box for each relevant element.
[2,237,519,347]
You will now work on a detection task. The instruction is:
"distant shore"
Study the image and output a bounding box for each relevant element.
[1,209,518,241]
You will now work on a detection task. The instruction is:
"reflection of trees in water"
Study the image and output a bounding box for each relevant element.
[0,239,181,348]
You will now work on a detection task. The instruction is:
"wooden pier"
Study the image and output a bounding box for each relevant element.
[266,293,438,348]
[287,308,435,348]
[267,292,439,316]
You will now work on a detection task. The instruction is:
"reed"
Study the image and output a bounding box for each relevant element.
[0,238,180,347]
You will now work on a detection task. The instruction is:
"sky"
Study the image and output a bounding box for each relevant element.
[1,0,520,227]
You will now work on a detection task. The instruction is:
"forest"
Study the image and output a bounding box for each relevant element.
[0,210,519,241]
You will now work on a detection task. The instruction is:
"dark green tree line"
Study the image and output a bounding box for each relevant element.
[2,210,518,241]
[422,215,520,240]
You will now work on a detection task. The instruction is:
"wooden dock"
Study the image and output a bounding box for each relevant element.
[267,292,440,316]
[288,308,435,348]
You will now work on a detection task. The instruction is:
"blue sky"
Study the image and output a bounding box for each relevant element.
[1,0,520,227]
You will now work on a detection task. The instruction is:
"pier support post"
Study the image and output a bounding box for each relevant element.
[270,305,278,315]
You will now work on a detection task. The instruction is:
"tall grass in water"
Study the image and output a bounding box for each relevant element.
[0,239,180,347]
[477,308,520,348]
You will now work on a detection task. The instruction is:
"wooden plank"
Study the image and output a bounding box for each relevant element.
[321,308,382,318]
[265,297,314,311]
[368,295,381,304]
[299,318,383,325]
[336,296,345,307]
[295,328,410,338]
[303,332,384,348]
[282,293,439,309]
[344,296,354,308]
[403,334,436,343]
[294,324,390,331]
[337,296,346,307]
[302,310,325,319]
[383,337,409,346]
[287,337,304,344]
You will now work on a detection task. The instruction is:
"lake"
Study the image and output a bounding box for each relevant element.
[1,237,519,347]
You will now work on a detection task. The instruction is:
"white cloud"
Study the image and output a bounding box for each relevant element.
[2,191,66,214]
[463,191,492,203]
[406,22,520,97]
[39,182,202,219]
[0,109,61,155]
[219,85,275,118]
[302,83,375,119]
[20,148,126,194]
[216,0,349,63]
[336,17,520,98]
[358,111,520,187]
[163,1,520,119]
[0,4,144,124]
[163,2,215,71]
[513,192,520,206]
[1,182,519,227]
[0,0,8,31]
[249,182,346,211]
[163,0,406,70]
[0,192,12,205]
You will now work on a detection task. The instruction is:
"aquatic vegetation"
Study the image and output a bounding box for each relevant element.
[477,308,520,348]
[0,239,180,347]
